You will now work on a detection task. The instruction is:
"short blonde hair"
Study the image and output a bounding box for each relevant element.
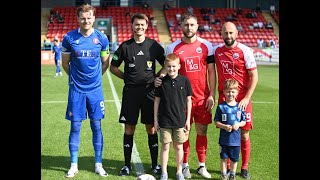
[77,4,96,17]
[165,53,180,64]
[224,78,239,90]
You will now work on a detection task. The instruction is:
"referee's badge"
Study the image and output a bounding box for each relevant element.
[147,61,153,70]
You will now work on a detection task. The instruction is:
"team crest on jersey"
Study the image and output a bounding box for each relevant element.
[233,53,239,60]
[147,61,153,70]
[75,40,80,44]
[93,38,99,44]
[196,47,202,53]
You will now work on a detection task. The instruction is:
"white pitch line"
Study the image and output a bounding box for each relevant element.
[106,70,145,177]
[41,100,278,104]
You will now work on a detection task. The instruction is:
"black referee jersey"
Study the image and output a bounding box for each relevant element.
[111,37,165,85]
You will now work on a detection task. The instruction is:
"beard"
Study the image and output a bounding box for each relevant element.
[224,38,236,46]
[183,31,196,39]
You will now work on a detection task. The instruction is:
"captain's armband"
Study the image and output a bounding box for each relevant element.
[100,49,110,57]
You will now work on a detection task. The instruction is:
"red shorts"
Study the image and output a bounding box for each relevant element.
[218,92,253,130]
[190,99,212,125]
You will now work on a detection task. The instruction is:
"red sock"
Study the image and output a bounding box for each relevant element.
[196,134,207,163]
[241,138,251,170]
[183,139,190,163]
[227,159,230,170]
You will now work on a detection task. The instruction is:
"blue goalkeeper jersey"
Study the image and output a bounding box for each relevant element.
[214,101,246,146]
[62,28,109,93]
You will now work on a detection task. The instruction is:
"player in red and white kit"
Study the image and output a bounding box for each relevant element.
[213,21,258,179]
[156,12,216,179]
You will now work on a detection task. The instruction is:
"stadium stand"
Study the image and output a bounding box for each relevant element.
[164,7,279,47]
[46,6,159,46]
[41,0,279,49]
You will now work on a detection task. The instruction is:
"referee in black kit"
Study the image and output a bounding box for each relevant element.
[110,13,165,177]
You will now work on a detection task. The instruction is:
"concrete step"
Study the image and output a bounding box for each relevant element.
[152,9,171,43]
[262,12,279,38]
[41,8,51,36]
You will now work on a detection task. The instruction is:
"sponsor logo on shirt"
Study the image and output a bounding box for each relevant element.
[185,56,201,72]
[137,50,144,55]
[221,60,235,75]
[76,50,96,59]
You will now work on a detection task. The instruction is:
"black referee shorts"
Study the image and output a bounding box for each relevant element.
[119,83,155,125]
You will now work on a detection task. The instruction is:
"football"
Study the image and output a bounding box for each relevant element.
[136,173,156,180]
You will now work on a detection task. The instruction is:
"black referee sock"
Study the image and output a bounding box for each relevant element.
[123,134,133,168]
[148,134,159,168]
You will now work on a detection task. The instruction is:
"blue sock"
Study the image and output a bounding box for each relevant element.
[69,121,82,163]
[90,120,103,163]
[70,151,79,163]
[57,65,61,73]
[95,150,102,163]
